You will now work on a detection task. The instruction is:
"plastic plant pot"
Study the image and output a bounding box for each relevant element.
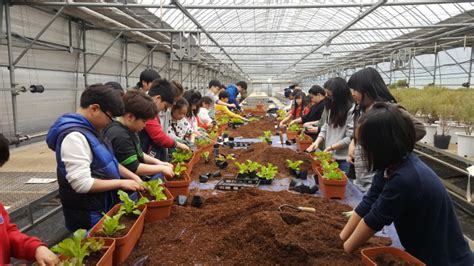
[199,174,209,183]
[176,195,187,206]
[361,247,426,266]
[296,170,308,180]
[285,140,293,146]
[317,169,348,200]
[140,186,174,223]
[58,238,116,266]
[215,160,228,169]
[229,136,235,141]
[164,172,191,198]
[191,195,203,208]
[212,171,222,178]
[89,204,147,264]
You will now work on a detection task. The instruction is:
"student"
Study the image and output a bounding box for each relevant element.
[197,96,214,128]
[204,80,235,119]
[215,91,247,121]
[105,81,125,96]
[132,69,160,92]
[226,81,247,110]
[279,91,309,128]
[306,78,354,174]
[104,90,173,178]
[340,103,473,266]
[46,84,144,231]
[347,67,426,192]
[183,90,207,135]
[0,134,59,266]
[289,85,327,137]
[283,88,294,112]
[139,79,190,161]
[167,98,196,144]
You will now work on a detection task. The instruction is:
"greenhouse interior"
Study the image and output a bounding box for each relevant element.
[0,0,473,265]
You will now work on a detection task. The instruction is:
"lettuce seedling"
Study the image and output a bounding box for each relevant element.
[216,115,230,125]
[200,151,210,163]
[208,130,218,139]
[117,190,149,216]
[257,163,278,180]
[313,151,333,163]
[277,109,286,120]
[143,179,167,201]
[247,117,259,122]
[231,117,244,124]
[246,160,261,173]
[216,154,235,162]
[195,138,211,147]
[100,213,125,236]
[52,229,104,266]
[171,149,193,163]
[286,159,303,171]
[260,131,272,143]
[287,123,302,132]
[235,161,248,174]
[174,162,187,177]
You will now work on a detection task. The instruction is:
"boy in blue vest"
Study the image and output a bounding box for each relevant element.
[46,84,144,231]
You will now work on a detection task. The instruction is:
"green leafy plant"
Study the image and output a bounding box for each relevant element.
[99,213,125,236]
[257,163,278,180]
[200,151,210,163]
[286,159,303,171]
[235,161,248,174]
[288,123,301,132]
[313,151,333,162]
[174,162,187,177]
[226,154,236,161]
[117,190,149,216]
[321,160,344,180]
[246,160,261,172]
[277,109,286,120]
[208,130,218,139]
[247,117,259,122]
[216,154,235,162]
[195,138,211,147]
[231,117,244,124]
[216,115,230,126]
[143,179,167,201]
[52,229,104,266]
[260,131,272,143]
[171,149,193,163]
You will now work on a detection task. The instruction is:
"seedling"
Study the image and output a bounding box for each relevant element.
[208,130,218,140]
[143,179,167,201]
[171,149,193,163]
[99,213,125,236]
[286,159,303,171]
[216,154,235,162]
[257,163,278,180]
[231,117,244,124]
[216,115,230,126]
[246,160,261,173]
[200,151,210,163]
[260,130,272,144]
[277,109,286,120]
[195,138,211,147]
[174,162,187,177]
[117,190,149,216]
[287,123,301,132]
[298,131,310,140]
[52,229,104,266]
[235,161,248,174]
[247,117,259,122]
[313,151,332,163]
[321,160,344,180]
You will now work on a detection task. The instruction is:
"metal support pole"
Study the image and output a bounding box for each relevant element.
[389,60,393,85]
[468,43,473,88]
[413,57,434,80]
[13,6,65,66]
[86,32,123,74]
[408,54,412,87]
[179,61,183,83]
[5,2,18,136]
[442,48,469,74]
[433,43,438,85]
[169,37,173,80]
[82,21,88,88]
[124,37,129,87]
[127,44,159,77]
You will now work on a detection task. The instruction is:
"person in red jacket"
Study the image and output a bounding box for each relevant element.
[138,79,189,160]
[0,134,59,265]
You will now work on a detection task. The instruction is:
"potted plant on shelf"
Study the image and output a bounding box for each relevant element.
[433,101,454,149]
[200,151,210,164]
[89,191,148,263]
[141,179,174,222]
[286,159,306,179]
[215,154,235,169]
[455,95,474,157]
[53,229,115,266]
[256,163,278,185]
[317,160,348,200]
[260,130,273,144]
[164,162,191,198]
[361,246,425,266]
[286,123,301,141]
[296,131,313,152]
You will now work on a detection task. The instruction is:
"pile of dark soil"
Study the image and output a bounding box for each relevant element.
[126,189,391,265]
[228,117,277,138]
[373,253,417,266]
[191,143,314,180]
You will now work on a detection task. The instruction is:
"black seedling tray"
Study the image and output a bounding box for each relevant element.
[258,178,273,185]
[235,176,260,185]
[223,141,255,148]
[215,179,259,191]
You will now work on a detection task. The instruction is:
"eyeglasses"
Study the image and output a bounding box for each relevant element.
[101,108,114,121]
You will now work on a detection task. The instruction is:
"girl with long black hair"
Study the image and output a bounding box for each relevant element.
[279,91,309,128]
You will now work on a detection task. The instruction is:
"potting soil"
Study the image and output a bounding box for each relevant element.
[191,142,314,180]
[228,117,277,138]
[373,253,418,266]
[85,250,106,266]
[125,188,391,265]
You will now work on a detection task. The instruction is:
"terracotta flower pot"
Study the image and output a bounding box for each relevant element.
[59,238,115,266]
[141,186,174,223]
[164,172,191,198]
[89,204,147,264]
[286,130,299,140]
[311,159,322,174]
[361,247,426,266]
[317,169,347,200]
[296,138,313,152]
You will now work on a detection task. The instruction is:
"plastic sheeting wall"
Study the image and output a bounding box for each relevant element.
[0,6,225,138]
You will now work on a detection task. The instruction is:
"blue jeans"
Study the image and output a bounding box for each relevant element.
[336,160,350,176]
